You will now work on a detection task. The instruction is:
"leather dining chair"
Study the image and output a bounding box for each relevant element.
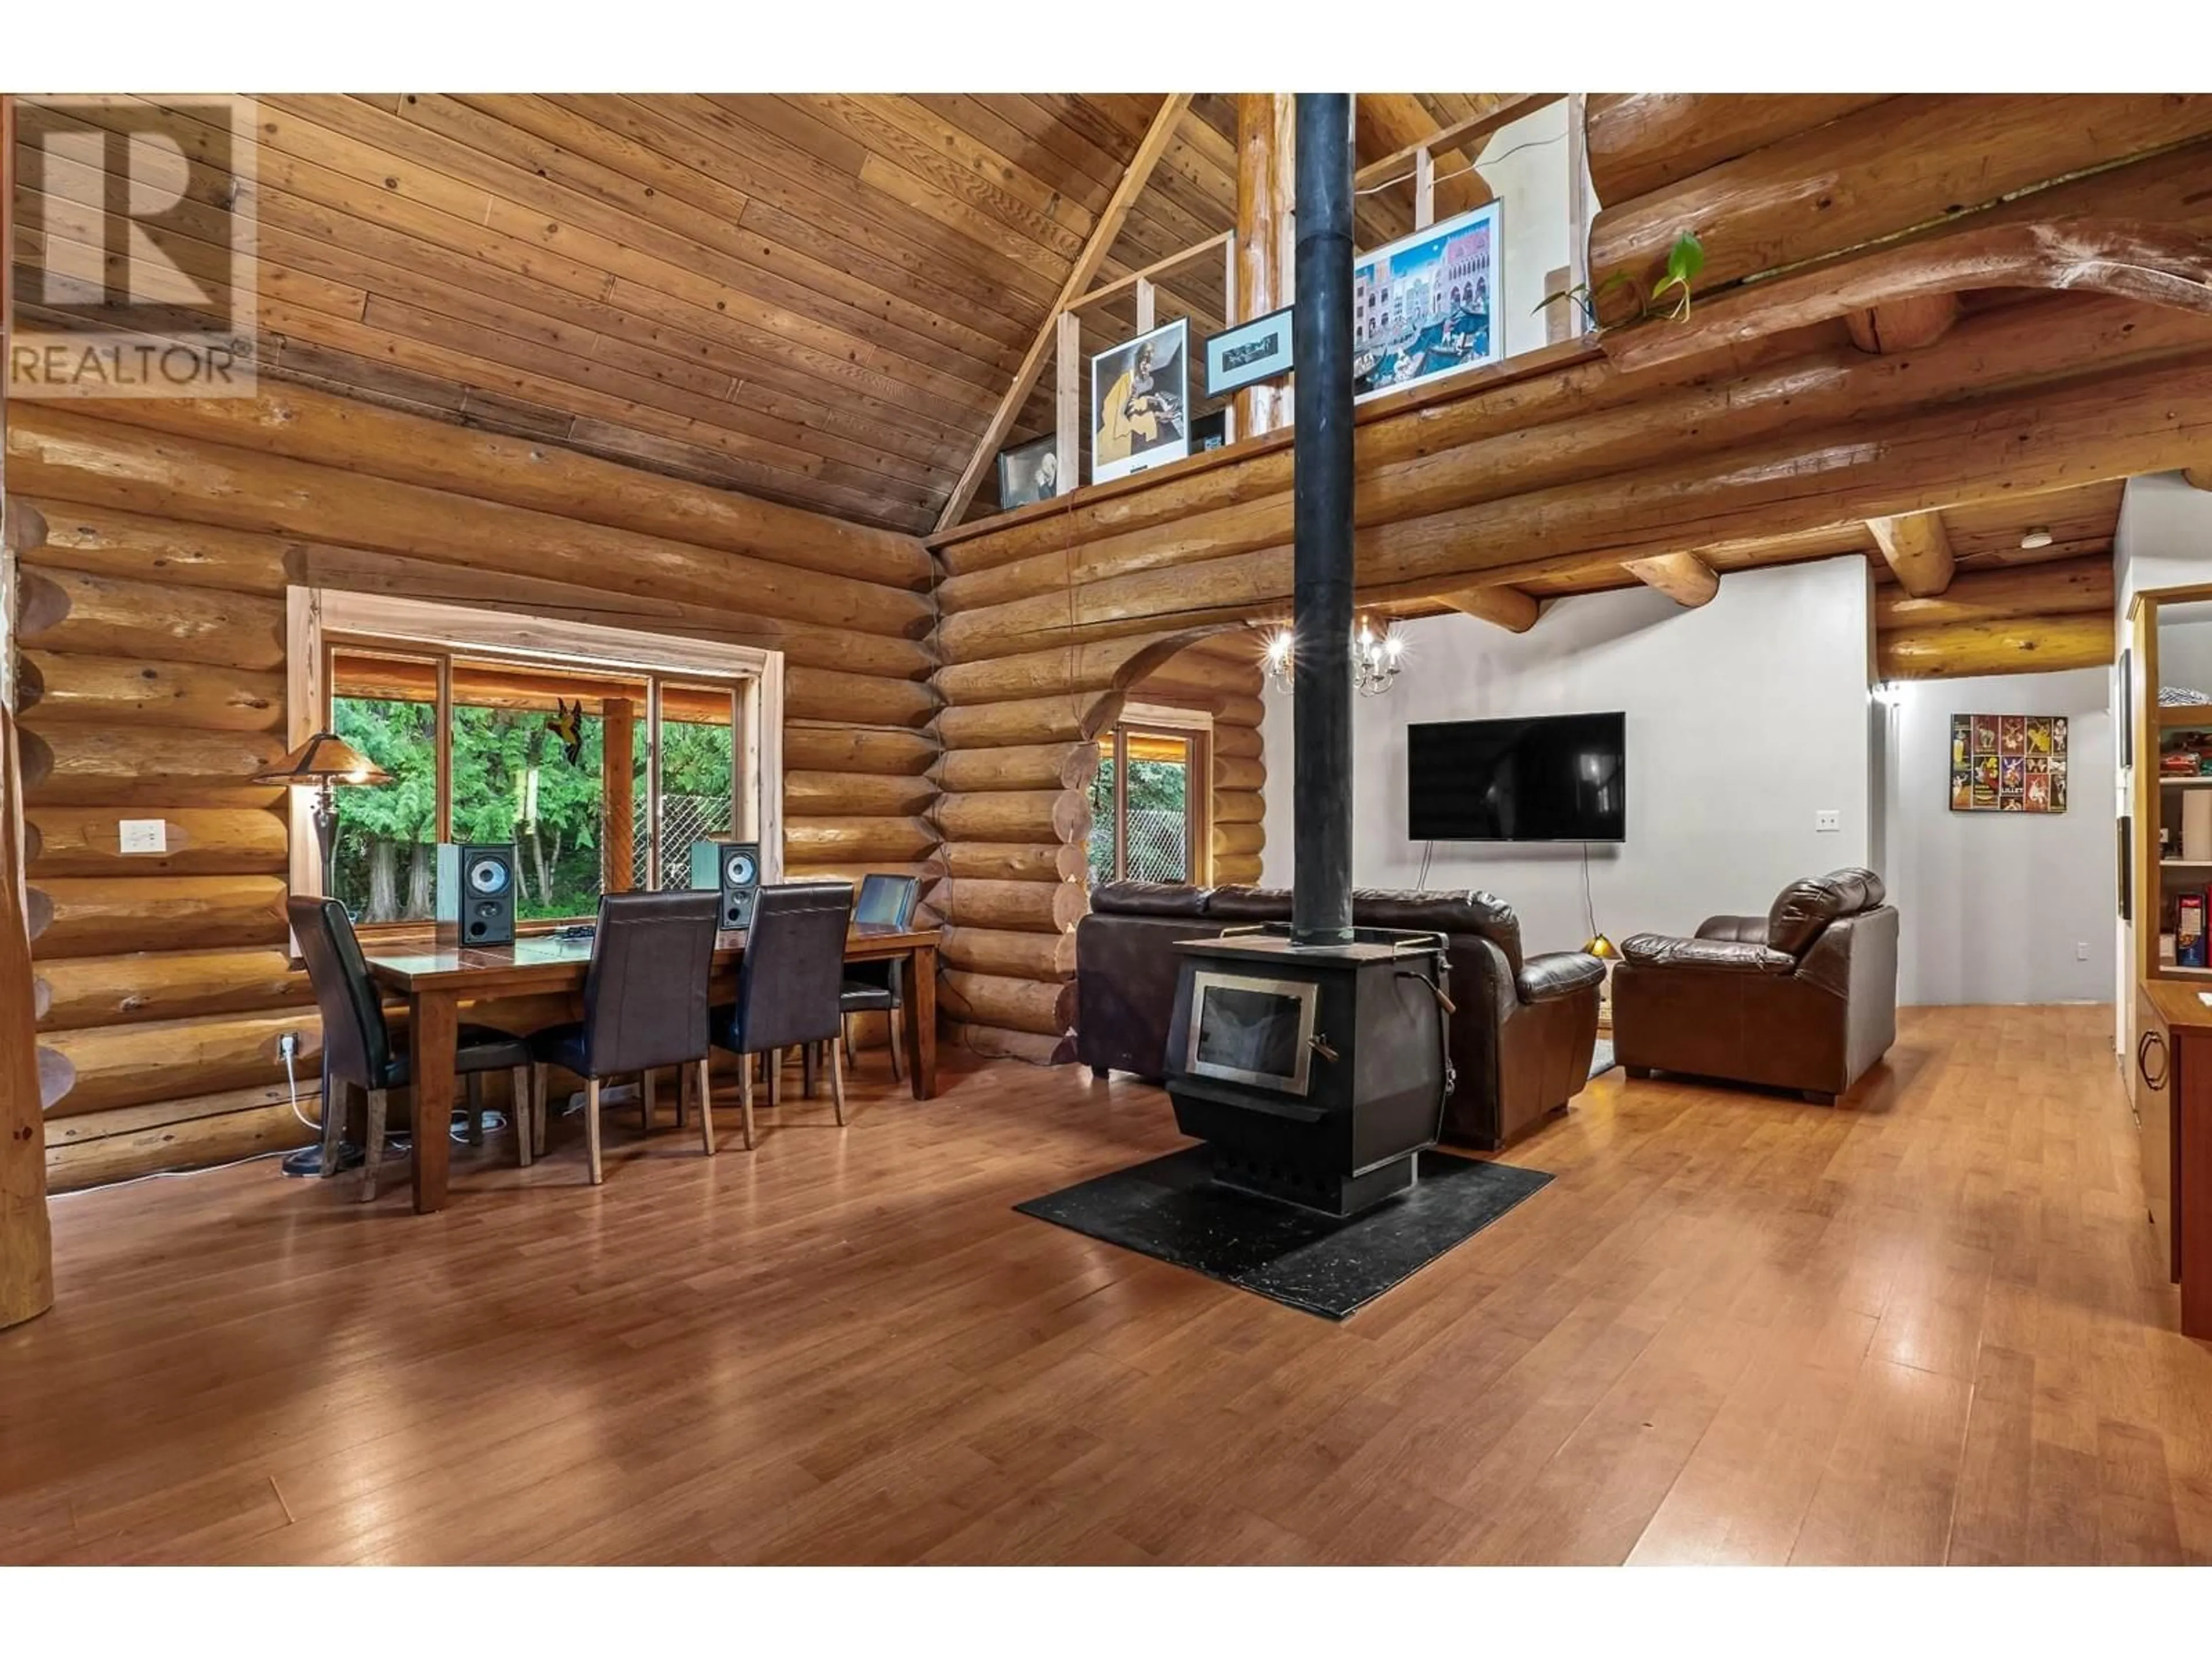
[714,882,854,1150]
[288,896,533,1202]
[527,889,720,1185]
[840,873,919,1081]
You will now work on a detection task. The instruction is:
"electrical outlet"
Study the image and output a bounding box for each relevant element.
[2077,941,2090,961]
[278,1032,298,1060]
[1816,809,1840,833]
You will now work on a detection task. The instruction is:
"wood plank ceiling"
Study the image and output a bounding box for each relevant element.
[10,93,1513,536]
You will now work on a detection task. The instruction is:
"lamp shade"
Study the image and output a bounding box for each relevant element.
[251,731,392,787]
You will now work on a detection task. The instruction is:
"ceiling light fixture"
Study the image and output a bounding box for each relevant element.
[2020,526,2054,550]
[1261,616,1408,698]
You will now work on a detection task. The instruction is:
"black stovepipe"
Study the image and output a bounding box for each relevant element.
[1290,92,1355,948]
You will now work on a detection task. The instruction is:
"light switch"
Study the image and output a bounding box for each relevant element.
[118,819,168,855]
[1816,810,1840,834]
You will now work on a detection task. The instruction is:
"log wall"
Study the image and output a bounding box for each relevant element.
[7,382,938,1188]
[932,629,1267,1066]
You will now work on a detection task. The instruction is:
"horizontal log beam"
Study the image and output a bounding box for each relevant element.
[1608,218,2212,375]
[25,806,287,876]
[1877,614,2115,680]
[944,1022,1075,1067]
[935,743,1098,794]
[940,971,1075,1039]
[21,650,283,732]
[1590,94,2212,309]
[40,1009,324,1118]
[37,946,308,1031]
[781,771,937,817]
[783,725,936,777]
[935,790,1090,846]
[1873,555,2113,630]
[26,875,290,959]
[939,877,1086,934]
[940,842,1088,884]
[941,926,1078,980]
[1584,94,1895,207]
[14,567,285,672]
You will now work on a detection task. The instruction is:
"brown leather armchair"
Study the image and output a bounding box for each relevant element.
[1610,867,1899,1105]
[1075,881,1604,1149]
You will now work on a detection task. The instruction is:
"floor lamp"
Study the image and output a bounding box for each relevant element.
[253,732,393,1175]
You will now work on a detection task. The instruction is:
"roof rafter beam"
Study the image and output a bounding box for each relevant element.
[1622,552,1719,608]
[1437,585,1540,632]
[934,94,1194,533]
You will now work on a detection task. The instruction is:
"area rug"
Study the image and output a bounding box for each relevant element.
[1589,1038,1616,1079]
[1014,1145,1551,1320]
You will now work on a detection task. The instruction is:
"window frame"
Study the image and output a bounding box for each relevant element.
[287,588,783,929]
[1093,700,1213,888]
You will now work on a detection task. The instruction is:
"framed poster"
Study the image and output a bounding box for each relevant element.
[1353,201,1503,400]
[1950,712,2069,813]
[1090,319,1189,486]
[995,433,1060,510]
[2119,647,2133,766]
[1203,305,1293,399]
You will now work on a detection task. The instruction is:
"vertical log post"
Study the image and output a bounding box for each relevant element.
[1054,312,1081,496]
[1235,93,1297,440]
[1,90,56,1332]
[1290,93,1355,949]
[604,696,636,891]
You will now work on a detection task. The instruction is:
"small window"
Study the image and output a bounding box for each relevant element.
[1089,722,1209,887]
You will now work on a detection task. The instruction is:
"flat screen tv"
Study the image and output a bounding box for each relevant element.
[1407,713,1627,843]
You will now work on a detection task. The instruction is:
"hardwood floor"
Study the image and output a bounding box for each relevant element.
[3,1005,2209,1565]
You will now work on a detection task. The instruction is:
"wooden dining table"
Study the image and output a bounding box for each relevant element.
[362,925,940,1213]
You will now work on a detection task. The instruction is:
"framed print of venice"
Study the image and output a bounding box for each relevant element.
[1353,202,1503,400]
[1090,319,1190,486]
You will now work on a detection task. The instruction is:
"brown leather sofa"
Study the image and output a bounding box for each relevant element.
[1075,881,1605,1149]
[1610,867,1899,1105]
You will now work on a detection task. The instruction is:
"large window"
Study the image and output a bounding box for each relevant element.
[1088,714,1211,887]
[293,591,781,929]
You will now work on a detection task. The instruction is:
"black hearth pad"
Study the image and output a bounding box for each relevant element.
[1014,1146,1551,1321]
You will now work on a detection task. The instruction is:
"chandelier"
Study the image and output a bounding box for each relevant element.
[1261,615,1408,698]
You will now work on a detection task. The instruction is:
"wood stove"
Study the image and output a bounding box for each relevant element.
[1157,97,1453,1219]
[1165,926,1452,1216]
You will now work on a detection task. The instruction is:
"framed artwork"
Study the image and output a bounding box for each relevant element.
[1090,319,1189,486]
[1203,305,1293,398]
[1192,409,1230,453]
[1353,201,1503,400]
[995,433,1060,510]
[2119,647,2133,766]
[1950,712,2069,813]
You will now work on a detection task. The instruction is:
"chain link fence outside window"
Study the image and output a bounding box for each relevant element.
[631,794,734,888]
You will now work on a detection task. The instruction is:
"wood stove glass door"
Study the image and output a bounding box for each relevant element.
[1187,971,1319,1095]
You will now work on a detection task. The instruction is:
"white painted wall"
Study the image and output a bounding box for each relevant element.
[1260,556,1873,957]
[1472,99,1574,363]
[1877,668,2114,1006]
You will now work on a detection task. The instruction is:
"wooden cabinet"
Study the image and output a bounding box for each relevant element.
[2135,983,2179,1281]
[2136,979,2212,1339]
